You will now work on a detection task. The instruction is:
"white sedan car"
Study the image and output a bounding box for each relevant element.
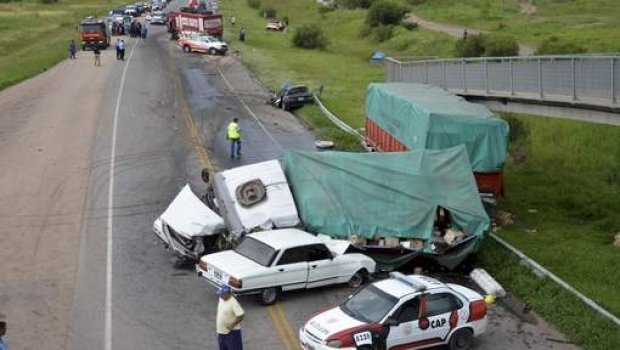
[299,272,488,350]
[196,229,376,305]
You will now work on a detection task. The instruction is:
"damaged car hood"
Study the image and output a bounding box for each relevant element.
[159,184,225,239]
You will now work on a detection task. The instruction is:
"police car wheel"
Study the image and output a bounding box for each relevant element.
[348,269,366,288]
[257,287,280,305]
[448,328,473,350]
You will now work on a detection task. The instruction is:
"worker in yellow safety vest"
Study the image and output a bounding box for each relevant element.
[227,118,242,159]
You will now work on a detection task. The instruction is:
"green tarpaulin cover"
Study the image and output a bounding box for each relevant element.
[366,83,509,172]
[282,146,490,252]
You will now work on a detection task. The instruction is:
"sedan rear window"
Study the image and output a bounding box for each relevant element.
[288,87,308,94]
[233,236,277,267]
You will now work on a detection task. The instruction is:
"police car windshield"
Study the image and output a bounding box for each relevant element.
[233,236,277,267]
[341,285,398,323]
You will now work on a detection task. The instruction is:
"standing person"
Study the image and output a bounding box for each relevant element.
[68,40,76,59]
[115,39,121,60]
[463,29,468,40]
[119,39,126,61]
[230,15,236,26]
[93,46,101,66]
[216,284,244,350]
[0,321,7,350]
[141,24,148,39]
[239,27,246,42]
[226,118,242,159]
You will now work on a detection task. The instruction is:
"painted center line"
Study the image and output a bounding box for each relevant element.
[105,40,139,350]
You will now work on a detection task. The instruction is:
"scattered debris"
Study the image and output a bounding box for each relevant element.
[314,140,334,149]
[525,228,537,234]
[614,232,620,248]
[527,208,538,214]
[493,210,514,226]
[470,268,507,298]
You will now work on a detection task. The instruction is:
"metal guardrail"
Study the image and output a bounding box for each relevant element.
[385,55,620,110]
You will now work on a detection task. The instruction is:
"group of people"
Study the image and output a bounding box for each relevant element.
[129,20,148,38]
[115,39,127,61]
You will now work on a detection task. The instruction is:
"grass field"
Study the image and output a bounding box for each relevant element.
[221,0,620,348]
[412,0,620,52]
[0,0,128,90]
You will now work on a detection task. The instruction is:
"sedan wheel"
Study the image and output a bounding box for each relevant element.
[183,45,191,53]
[348,270,366,288]
[209,48,216,55]
[449,328,473,350]
[257,287,279,305]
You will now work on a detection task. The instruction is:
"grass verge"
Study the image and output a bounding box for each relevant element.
[0,0,128,90]
[412,0,620,52]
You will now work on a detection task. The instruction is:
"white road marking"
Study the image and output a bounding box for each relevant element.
[106,41,138,350]
[216,68,284,151]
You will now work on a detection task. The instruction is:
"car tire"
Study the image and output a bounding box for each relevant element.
[257,287,280,305]
[183,45,191,53]
[209,48,216,55]
[448,328,473,350]
[348,269,367,288]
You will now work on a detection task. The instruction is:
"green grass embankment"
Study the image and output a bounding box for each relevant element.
[412,0,620,52]
[0,0,128,90]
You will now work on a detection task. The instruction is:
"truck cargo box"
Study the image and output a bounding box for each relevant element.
[365,83,509,196]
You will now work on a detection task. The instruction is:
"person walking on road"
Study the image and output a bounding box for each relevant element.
[141,24,148,39]
[226,118,242,159]
[115,39,121,60]
[93,47,101,66]
[0,321,7,350]
[216,284,244,350]
[119,40,126,61]
[68,40,76,59]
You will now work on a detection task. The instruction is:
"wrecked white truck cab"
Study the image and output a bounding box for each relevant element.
[153,160,302,262]
[211,159,302,245]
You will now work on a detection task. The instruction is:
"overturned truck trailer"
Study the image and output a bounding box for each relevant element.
[283,146,491,270]
[364,83,509,196]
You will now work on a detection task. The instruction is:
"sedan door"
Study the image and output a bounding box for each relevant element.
[306,244,339,289]
[273,246,309,291]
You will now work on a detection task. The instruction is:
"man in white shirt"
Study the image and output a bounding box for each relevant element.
[216,284,244,350]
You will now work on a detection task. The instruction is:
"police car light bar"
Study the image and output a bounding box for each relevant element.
[389,272,427,291]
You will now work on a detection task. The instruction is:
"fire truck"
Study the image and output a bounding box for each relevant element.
[79,17,111,51]
[168,9,223,39]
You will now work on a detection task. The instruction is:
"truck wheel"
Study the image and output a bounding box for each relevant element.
[348,269,367,288]
[208,48,216,55]
[183,45,191,53]
[448,328,473,350]
[257,287,280,305]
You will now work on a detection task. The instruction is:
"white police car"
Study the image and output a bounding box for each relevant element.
[299,272,487,350]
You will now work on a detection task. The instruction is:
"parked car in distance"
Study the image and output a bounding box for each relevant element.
[299,272,488,350]
[178,33,227,55]
[150,11,168,25]
[196,229,376,305]
[271,85,314,110]
[125,5,139,17]
[266,21,286,31]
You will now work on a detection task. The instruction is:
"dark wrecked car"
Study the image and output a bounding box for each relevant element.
[270,85,314,110]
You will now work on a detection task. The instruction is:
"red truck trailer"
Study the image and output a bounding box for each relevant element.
[364,83,509,196]
[168,10,223,38]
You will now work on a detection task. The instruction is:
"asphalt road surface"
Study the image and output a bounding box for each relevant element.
[0,7,577,350]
